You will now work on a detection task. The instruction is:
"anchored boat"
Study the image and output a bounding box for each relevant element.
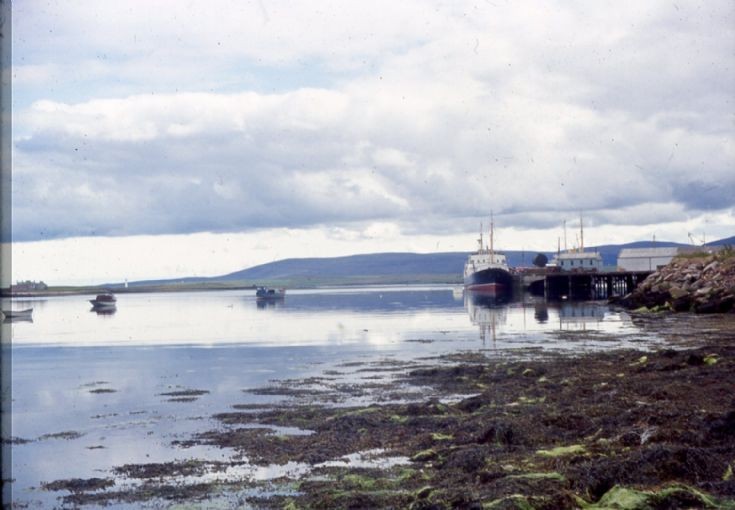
[2,308,33,319]
[90,293,117,310]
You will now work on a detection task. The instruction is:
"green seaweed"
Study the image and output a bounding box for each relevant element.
[411,448,438,462]
[390,414,408,424]
[578,484,733,510]
[507,471,565,481]
[482,494,535,510]
[704,354,719,366]
[536,444,586,457]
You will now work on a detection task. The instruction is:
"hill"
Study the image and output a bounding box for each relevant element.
[706,235,735,246]
[110,236,733,288]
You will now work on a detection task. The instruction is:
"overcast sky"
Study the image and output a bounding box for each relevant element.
[10,0,735,285]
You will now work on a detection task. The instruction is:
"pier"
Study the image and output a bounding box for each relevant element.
[516,271,653,300]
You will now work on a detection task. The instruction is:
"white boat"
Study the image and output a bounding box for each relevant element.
[2,308,33,319]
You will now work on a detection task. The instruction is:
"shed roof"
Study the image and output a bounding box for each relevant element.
[555,251,603,260]
[618,247,679,258]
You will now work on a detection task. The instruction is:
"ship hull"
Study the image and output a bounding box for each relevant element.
[463,267,513,293]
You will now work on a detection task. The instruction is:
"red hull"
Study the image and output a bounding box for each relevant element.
[465,282,506,293]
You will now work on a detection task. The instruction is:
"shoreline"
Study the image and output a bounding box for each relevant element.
[34,311,735,509]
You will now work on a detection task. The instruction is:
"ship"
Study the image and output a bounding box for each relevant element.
[463,214,513,293]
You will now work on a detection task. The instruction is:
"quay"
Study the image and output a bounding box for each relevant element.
[515,270,653,300]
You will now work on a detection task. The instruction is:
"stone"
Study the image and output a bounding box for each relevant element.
[695,286,713,296]
[704,261,719,273]
[668,286,688,300]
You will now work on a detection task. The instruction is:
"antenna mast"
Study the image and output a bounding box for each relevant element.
[563,220,567,253]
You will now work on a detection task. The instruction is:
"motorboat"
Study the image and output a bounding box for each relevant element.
[90,293,117,309]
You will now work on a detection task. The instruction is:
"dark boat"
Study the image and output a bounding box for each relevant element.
[255,287,285,300]
[90,293,117,309]
[463,214,512,293]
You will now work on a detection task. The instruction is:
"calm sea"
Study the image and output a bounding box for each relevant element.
[5,285,661,507]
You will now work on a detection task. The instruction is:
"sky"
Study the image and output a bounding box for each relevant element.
[9,0,735,285]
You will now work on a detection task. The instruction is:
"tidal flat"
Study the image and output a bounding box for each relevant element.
[6,288,735,508]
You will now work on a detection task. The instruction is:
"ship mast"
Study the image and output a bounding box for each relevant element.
[489,211,495,258]
[580,213,584,253]
[478,222,484,253]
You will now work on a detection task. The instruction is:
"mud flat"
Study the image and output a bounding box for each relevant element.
[39,313,735,509]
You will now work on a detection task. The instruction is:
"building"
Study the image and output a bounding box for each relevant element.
[551,252,604,272]
[10,280,48,292]
[616,247,681,271]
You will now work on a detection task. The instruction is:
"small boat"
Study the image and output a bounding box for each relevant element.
[2,308,33,319]
[255,287,285,299]
[90,294,117,309]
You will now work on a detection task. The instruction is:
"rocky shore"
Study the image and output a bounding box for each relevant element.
[617,249,735,313]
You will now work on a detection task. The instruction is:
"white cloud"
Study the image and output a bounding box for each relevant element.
[9,0,735,277]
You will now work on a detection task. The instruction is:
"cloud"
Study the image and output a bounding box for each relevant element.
[11,0,735,243]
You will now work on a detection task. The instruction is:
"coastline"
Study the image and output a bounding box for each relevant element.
[33,310,735,509]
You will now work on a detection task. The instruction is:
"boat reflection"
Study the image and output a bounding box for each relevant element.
[90,306,117,316]
[3,315,34,324]
[464,290,510,344]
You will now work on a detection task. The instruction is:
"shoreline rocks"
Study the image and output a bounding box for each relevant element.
[616,249,735,313]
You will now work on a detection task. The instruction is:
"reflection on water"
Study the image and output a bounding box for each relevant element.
[465,291,509,344]
[8,286,648,348]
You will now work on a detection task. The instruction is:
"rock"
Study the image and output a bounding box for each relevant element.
[695,286,713,296]
[623,251,734,314]
[704,261,719,273]
[668,286,688,300]
[670,296,692,312]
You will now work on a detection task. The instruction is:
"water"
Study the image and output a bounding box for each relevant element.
[6,285,660,508]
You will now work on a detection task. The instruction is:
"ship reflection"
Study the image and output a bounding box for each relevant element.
[464,290,510,345]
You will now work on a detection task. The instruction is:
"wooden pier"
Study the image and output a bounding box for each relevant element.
[515,270,653,300]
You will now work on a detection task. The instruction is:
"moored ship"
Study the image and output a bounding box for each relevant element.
[463,215,512,293]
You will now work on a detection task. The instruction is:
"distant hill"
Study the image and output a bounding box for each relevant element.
[219,252,470,280]
[110,235,733,288]
[706,235,735,246]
